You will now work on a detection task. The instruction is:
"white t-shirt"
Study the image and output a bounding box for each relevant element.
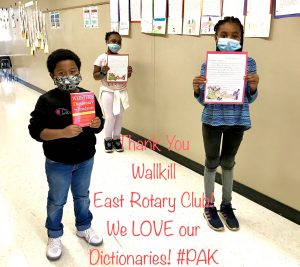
[94,53,127,91]
[94,53,129,116]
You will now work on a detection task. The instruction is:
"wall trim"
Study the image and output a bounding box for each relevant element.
[17,77,46,95]
[19,77,300,225]
[42,1,109,13]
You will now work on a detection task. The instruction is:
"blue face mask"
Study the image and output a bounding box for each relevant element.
[217,38,241,51]
[108,43,121,53]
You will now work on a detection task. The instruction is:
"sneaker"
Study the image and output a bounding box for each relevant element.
[113,139,124,152]
[220,203,240,231]
[76,227,103,246]
[203,205,224,231]
[46,237,62,261]
[104,139,113,153]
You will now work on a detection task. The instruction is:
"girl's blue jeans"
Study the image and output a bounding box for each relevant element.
[45,157,94,238]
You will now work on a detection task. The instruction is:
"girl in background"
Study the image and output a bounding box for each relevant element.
[93,31,133,153]
[193,17,259,231]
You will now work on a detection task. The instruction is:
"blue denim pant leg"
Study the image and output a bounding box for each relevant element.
[45,157,94,238]
[45,159,72,238]
[70,157,94,231]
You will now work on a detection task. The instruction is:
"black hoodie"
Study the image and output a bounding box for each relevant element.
[28,87,104,164]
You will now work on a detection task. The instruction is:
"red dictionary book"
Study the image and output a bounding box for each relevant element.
[70,92,96,127]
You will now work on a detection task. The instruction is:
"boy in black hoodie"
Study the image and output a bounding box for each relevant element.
[29,49,104,261]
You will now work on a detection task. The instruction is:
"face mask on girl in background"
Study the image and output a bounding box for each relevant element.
[107,43,121,53]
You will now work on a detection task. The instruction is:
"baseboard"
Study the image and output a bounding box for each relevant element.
[17,76,46,94]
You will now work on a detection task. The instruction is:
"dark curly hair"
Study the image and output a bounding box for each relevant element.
[214,16,244,50]
[47,49,81,74]
[105,31,121,42]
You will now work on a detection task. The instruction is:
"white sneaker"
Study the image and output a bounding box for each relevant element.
[46,237,62,261]
[76,227,103,246]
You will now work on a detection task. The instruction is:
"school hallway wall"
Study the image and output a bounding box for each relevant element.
[0,0,299,232]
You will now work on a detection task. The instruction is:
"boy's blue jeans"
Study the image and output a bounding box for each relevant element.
[45,157,94,238]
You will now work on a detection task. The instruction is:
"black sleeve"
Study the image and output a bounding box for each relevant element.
[93,96,104,134]
[28,96,49,142]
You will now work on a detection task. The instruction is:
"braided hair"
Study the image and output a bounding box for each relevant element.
[214,16,244,50]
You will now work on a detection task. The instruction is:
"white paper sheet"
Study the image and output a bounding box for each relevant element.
[110,0,119,21]
[119,0,129,35]
[275,0,300,17]
[204,52,248,104]
[183,0,201,35]
[168,0,183,18]
[152,0,166,34]
[9,7,16,28]
[167,0,183,34]
[244,0,271,37]
[83,7,91,28]
[222,0,245,26]
[152,19,166,34]
[0,9,10,41]
[141,0,153,33]
[202,0,222,16]
[119,0,129,21]
[107,54,129,83]
[83,7,98,28]
[119,21,129,35]
[111,22,119,32]
[200,15,221,35]
[246,0,271,15]
[168,18,183,34]
[154,0,166,18]
[244,14,271,37]
[130,0,141,22]
[141,0,153,20]
[90,7,98,28]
